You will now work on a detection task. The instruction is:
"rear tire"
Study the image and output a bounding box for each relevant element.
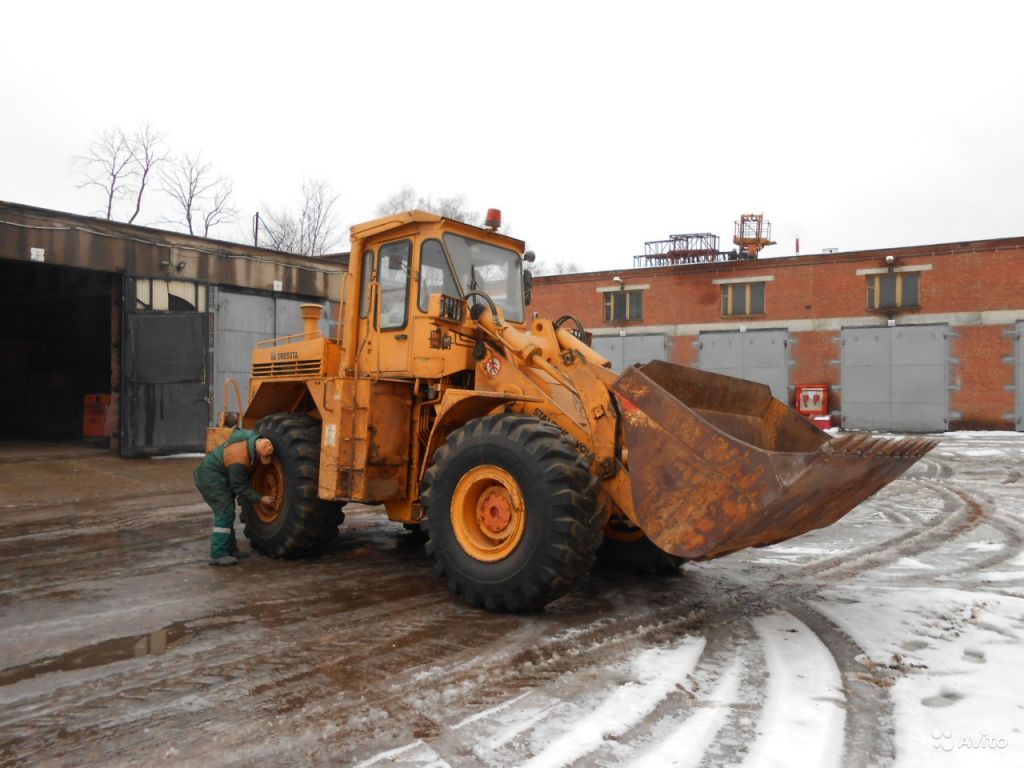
[596,516,685,575]
[240,413,344,557]
[421,414,604,612]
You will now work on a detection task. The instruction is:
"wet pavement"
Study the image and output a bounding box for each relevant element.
[1,435,1023,767]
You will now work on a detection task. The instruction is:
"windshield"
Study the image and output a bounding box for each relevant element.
[443,234,524,323]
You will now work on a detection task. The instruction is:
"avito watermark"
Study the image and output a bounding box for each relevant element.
[932,730,1009,752]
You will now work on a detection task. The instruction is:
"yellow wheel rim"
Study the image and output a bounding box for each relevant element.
[451,465,526,562]
[603,515,646,543]
[252,460,284,524]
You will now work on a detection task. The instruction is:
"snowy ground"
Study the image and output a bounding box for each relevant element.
[1,432,1022,766]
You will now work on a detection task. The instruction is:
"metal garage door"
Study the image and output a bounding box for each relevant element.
[1017,321,1024,431]
[213,292,274,419]
[591,334,667,372]
[697,330,790,401]
[212,292,330,419]
[840,324,949,432]
[123,312,209,456]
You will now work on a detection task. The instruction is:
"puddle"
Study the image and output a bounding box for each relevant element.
[0,622,190,687]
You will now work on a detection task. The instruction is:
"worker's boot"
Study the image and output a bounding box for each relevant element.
[228,542,250,559]
[210,503,239,563]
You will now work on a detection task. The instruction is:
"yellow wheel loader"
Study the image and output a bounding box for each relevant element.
[208,210,936,611]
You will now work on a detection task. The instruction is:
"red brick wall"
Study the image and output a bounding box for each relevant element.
[668,335,698,366]
[950,324,1015,429]
[531,238,1024,429]
[534,241,1024,325]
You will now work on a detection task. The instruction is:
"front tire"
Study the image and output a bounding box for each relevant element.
[421,414,604,612]
[240,413,344,557]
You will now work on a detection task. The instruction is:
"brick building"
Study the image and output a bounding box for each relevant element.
[530,237,1024,432]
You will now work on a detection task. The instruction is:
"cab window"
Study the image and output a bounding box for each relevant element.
[359,250,375,318]
[378,240,411,330]
[443,234,524,323]
[418,239,459,312]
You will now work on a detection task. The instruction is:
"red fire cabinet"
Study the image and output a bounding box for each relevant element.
[794,384,832,429]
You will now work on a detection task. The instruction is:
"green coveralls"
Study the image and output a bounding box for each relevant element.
[194,429,264,559]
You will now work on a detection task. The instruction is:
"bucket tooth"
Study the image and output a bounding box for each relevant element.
[612,361,936,560]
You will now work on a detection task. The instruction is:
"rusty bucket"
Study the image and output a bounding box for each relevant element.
[612,360,937,560]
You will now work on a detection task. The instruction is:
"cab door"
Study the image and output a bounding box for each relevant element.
[364,238,412,374]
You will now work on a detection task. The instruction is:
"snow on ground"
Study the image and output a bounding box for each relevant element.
[220,431,1024,766]
[738,613,846,768]
[625,655,744,768]
[2,431,1023,767]
[520,638,706,768]
[812,589,1024,768]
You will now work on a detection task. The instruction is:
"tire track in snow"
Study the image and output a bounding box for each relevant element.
[937,489,1024,578]
[347,638,710,768]
[736,612,846,768]
[789,604,895,768]
[511,637,707,768]
[790,482,983,581]
[624,653,745,768]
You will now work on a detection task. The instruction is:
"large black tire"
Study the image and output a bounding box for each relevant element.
[240,413,344,557]
[595,517,685,575]
[421,414,604,612]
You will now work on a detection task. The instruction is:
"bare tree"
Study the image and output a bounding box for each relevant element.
[299,178,341,256]
[376,186,480,225]
[200,179,237,237]
[76,128,135,220]
[260,178,341,256]
[76,123,167,222]
[530,259,582,276]
[433,194,479,225]
[376,185,418,216]
[161,152,237,237]
[259,208,299,252]
[126,123,166,224]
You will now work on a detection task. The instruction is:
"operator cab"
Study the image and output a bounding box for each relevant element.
[353,211,528,376]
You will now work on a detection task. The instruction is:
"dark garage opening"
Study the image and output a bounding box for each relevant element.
[0,260,115,442]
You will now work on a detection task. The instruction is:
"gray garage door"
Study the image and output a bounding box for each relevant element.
[1017,321,1024,431]
[697,329,790,401]
[840,324,949,432]
[123,311,209,456]
[591,334,668,372]
[212,291,330,420]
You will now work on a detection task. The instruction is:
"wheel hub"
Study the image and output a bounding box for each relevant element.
[253,460,284,524]
[477,485,513,536]
[451,465,526,562]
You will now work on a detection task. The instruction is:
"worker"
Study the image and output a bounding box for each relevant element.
[194,429,276,566]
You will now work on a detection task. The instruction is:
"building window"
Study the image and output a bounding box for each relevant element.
[133,279,206,312]
[721,282,765,316]
[867,272,919,310]
[604,289,643,321]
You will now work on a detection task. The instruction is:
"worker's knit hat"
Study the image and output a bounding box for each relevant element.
[255,437,274,464]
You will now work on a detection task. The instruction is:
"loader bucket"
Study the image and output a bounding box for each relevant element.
[612,360,937,560]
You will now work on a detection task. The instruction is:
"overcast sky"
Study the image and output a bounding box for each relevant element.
[2,1,1022,271]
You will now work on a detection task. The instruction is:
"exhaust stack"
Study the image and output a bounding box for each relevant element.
[300,304,322,338]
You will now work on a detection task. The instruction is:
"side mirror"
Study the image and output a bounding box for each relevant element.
[523,270,533,306]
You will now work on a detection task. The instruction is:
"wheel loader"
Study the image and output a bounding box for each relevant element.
[208,209,936,612]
